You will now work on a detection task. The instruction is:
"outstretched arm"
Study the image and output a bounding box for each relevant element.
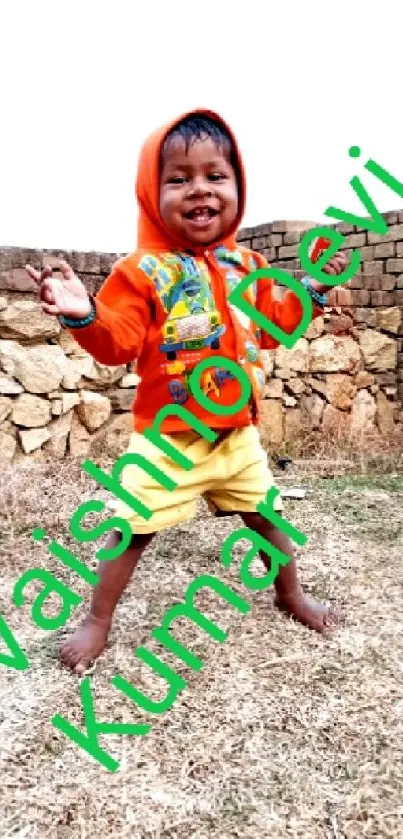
[255,252,352,349]
[26,258,152,366]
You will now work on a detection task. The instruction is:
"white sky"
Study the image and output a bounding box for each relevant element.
[1,0,402,254]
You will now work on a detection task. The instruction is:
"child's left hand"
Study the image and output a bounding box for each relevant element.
[312,251,353,308]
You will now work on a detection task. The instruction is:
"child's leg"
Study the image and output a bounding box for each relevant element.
[210,427,337,634]
[60,530,155,674]
[240,511,337,632]
[61,428,219,674]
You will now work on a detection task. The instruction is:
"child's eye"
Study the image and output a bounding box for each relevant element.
[208,173,225,181]
[169,176,187,185]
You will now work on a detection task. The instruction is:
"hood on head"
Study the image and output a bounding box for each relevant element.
[135,107,246,253]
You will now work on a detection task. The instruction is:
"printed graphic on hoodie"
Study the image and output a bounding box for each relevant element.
[139,253,226,368]
[139,246,264,404]
[160,256,225,361]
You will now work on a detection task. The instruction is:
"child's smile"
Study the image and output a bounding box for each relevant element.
[159,135,239,247]
[183,205,219,231]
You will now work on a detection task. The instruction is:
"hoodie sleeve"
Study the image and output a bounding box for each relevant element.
[253,253,322,350]
[65,258,152,366]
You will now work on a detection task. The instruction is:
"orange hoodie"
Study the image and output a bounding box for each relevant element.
[67,108,317,434]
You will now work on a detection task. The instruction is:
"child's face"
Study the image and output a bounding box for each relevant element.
[159,135,239,247]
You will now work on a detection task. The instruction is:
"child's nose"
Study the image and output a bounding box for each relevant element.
[188,177,212,197]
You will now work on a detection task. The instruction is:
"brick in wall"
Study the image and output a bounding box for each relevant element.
[336,223,355,234]
[252,236,271,249]
[261,248,276,261]
[344,233,367,248]
[358,245,375,260]
[100,253,120,274]
[371,291,395,306]
[363,260,384,275]
[349,275,365,289]
[382,211,400,224]
[386,259,403,273]
[380,275,396,291]
[351,289,371,305]
[283,231,302,245]
[368,225,403,244]
[374,242,396,259]
[278,244,299,259]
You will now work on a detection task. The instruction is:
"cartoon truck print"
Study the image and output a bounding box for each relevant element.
[160,276,225,361]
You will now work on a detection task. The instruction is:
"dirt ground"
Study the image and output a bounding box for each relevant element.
[0,448,402,839]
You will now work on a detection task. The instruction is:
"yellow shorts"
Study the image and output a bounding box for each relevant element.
[114,424,282,534]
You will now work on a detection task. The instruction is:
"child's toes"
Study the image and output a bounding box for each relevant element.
[60,642,78,669]
[324,604,341,627]
[60,639,87,671]
[275,592,340,635]
[74,657,93,676]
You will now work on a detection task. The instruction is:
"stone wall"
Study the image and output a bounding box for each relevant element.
[236,211,403,444]
[0,247,137,463]
[0,211,402,462]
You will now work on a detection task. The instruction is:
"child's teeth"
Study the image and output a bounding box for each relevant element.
[187,208,214,222]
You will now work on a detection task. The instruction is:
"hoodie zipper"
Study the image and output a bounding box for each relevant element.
[204,249,249,370]
[205,248,260,420]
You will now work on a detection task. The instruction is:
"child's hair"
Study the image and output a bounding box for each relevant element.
[161,113,239,175]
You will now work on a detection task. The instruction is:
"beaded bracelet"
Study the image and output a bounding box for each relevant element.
[301,276,327,307]
[59,299,97,329]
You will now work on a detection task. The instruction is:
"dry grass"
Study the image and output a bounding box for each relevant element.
[0,446,402,838]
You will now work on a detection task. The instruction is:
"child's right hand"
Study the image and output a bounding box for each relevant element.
[25,260,93,319]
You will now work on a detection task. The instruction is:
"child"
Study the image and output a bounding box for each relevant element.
[26,108,351,675]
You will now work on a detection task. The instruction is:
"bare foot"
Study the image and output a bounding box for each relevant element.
[60,615,111,674]
[274,588,338,634]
